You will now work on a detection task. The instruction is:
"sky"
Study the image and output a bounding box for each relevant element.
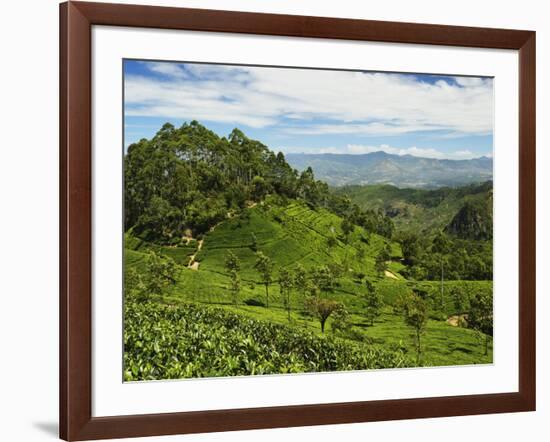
[124,60,494,160]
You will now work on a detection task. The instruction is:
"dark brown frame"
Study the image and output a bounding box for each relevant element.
[60,1,536,440]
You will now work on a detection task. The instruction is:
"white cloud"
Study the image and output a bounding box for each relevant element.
[282,144,491,160]
[125,63,494,137]
[346,144,486,159]
[145,62,190,79]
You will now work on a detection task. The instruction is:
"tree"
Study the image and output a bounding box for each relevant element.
[312,265,335,295]
[451,286,466,326]
[402,292,428,364]
[229,272,241,305]
[224,250,241,305]
[431,231,451,310]
[364,280,383,326]
[278,267,294,321]
[305,297,341,333]
[341,217,354,242]
[129,251,178,302]
[399,233,421,266]
[251,175,269,201]
[468,290,493,355]
[331,304,352,335]
[224,250,240,273]
[254,251,273,307]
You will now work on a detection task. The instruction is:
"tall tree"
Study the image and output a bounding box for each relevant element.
[402,292,428,365]
[451,286,466,326]
[224,250,241,305]
[305,297,341,333]
[278,267,294,321]
[312,265,335,295]
[364,280,383,326]
[431,231,451,309]
[254,252,273,308]
[468,290,493,355]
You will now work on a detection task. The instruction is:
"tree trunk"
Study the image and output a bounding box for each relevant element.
[265,284,269,308]
[320,318,326,333]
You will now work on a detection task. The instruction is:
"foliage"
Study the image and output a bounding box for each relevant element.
[124,301,410,380]
[125,251,178,301]
[331,304,352,335]
[468,290,493,355]
[446,200,493,240]
[254,251,273,307]
[402,292,428,364]
[278,267,294,321]
[305,297,341,333]
[364,281,383,326]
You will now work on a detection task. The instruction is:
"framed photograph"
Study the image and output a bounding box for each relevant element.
[60,1,536,440]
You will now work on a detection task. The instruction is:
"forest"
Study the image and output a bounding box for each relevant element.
[123,121,493,381]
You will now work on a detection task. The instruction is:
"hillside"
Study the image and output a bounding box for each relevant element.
[124,121,494,379]
[125,198,492,371]
[333,181,493,235]
[286,151,493,188]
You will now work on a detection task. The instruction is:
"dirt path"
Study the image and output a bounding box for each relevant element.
[187,239,204,271]
[384,269,399,280]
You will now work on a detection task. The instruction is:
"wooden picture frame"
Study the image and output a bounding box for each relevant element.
[60,1,536,440]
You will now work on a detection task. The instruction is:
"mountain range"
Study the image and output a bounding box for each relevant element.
[285,151,493,188]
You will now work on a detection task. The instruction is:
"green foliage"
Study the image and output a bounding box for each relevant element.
[254,251,273,307]
[278,267,294,321]
[402,292,428,364]
[331,305,352,335]
[335,181,493,236]
[468,290,493,355]
[124,301,410,380]
[305,297,341,333]
[125,251,178,302]
[224,250,242,304]
[446,200,493,240]
[364,281,383,326]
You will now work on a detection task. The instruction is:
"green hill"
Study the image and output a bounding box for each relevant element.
[333,181,493,235]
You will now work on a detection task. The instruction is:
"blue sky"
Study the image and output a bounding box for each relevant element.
[124,60,493,159]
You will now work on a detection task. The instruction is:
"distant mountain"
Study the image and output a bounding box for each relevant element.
[286,151,493,188]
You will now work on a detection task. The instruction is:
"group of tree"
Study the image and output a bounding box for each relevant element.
[398,230,492,281]
[125,121,395,244]
[392,285,493,364]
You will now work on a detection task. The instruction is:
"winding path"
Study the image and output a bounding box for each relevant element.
[187,239,204,270]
